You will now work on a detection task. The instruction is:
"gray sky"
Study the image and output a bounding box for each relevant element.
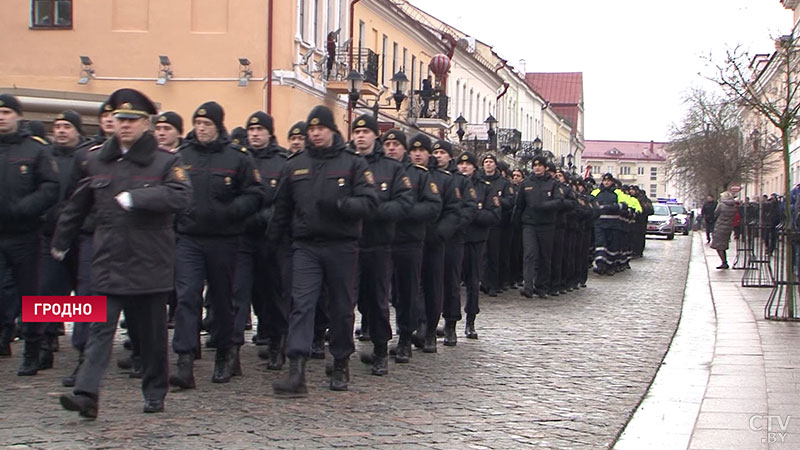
[407,0,792,142]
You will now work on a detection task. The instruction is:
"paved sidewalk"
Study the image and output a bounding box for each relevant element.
[615,232,800,450]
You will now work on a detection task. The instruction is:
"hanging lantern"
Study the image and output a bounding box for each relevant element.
[429,54,451,78]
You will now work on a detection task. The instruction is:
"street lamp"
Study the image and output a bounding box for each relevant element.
[390,71,408,111]
[346,70,364,108]
[532,137,543,155]
[455,114,467,142]
[485,114,497,150]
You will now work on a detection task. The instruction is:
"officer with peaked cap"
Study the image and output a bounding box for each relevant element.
[456,151,500,339]
[383,129,441,363]
[431,141,477,346]
[53,88,192,417]
[271,105,377,395]
[0,93,59,370]
[169,101,263,389]
[350,114,412,376]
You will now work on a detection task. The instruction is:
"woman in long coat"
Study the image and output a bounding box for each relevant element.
[710,191,737,269]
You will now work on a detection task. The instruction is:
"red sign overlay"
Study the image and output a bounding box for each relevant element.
[22,296,107,322]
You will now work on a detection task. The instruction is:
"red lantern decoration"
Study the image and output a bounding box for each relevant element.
[429,54,451,78]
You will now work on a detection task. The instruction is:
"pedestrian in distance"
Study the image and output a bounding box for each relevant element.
[711,191,737,269]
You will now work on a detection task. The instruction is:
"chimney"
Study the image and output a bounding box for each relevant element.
[519,59,526,74]
[649,140,654,153]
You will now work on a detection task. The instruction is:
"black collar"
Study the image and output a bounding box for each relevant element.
[98,132,158,166]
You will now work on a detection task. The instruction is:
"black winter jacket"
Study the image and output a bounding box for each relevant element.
[512,172,563,227]
[357,143,413,247]
[393,158,442,244]
[244,139,288,236]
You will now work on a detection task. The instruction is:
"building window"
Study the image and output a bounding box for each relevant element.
[381,35,388,86]
[402,47,407,73]
[410,55,416,92]
[297,0,305,40]
[650,184,657,197]
[638,166,644,175]
[31,0,72,28]
[607,166,614,174]
[650,167,657,181]
[620,166,630,175]
[392,42,398,75]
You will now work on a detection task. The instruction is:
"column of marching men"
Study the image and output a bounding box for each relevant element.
[0,89,654,418]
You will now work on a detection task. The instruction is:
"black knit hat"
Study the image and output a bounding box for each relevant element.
[230,127,247,146]
[156,111,183,134]
[409,134,432,152]
[26,120,47,140]
[54,110,84,136]
[531,154,547,167]
[107,88,157,119]
[457,151,478,168]
[0,94,22,115]
[545,161,557,173]
[602,173,614,182]
[482,153,499,165]
[382,129,407,149]
[288,121,306,138]
[246,111,275,135]
[432,140,453,156]
[194,101,225,132]
[352,113,379,135]
[306,105,338,133]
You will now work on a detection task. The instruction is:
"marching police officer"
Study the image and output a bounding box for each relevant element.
[169,101,263,389]
[513,154,563,298]
[383,129,441,363]
[350,114,411,375]
[431,141,477,346]
[591,174,625,275]
[0,93,59,372]
[479,153,513,297]
[270,106,377,396]
[287,121,306,154]
[53,88,192,417]
[456,152,500,339]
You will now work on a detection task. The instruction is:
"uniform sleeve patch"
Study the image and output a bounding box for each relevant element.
[430,182,439,195]
[173,165,188,182]
[364,170,375,185]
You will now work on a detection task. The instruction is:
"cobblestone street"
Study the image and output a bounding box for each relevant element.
[0,236,691,449]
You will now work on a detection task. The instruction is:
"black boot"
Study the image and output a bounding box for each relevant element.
[423,327,437,354]
[330,358,350,391]
[169,353,196,389]
[395,337,412,363]
[62,351,84,387]
[0,326,13,357]
[18,340,41,376]
[230,346,242,377]
[38,346,54,371]
[46,334,59,353]
[211,347,233,383]
[266,336,286,371]
[465,315,478,340]
[371,343,388,376]
[129,355,143,379]
[60,392,98,419]
[443,320,457,347]
[411,324,426,349]
[272,356,308,397]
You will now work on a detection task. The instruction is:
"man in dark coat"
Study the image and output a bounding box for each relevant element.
[53,88,192,418]
[701,195,717,244]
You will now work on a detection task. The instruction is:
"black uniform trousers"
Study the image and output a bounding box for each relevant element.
[357,245,392,346]
[594,225,616,272]
[71,233,94,351]
[550,227,565,293]
[286,240,358,360]
[522,225,555,295]
[254,240,292,344]
[499,224,513,288]
[442,236,464,322]
[563,228,578,289]
[0,268,18,330]
[509,223,523,286]
[74,293,168,402]
[391,241,424,339]
[172,234,238,354]
[0,232,43,341]
[232,234,258,347]
[39,237,78,341]
[482,227,502,293]
[463,241,485,317]
[422,239,445,333]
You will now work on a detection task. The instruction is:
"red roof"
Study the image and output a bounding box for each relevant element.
[525,72,583,105]
[583,140,668,162]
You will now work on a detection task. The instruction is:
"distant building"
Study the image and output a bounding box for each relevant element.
[583,140,680,201]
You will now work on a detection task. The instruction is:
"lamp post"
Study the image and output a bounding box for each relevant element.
[532,137,543,155]
[346,70,364,108]
[390,71,408,111]
[485,114,497,150]
[455,114,467,142]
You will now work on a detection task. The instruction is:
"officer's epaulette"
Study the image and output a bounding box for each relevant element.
[30,136,49,146]
[436,168,452,176]
[413,164,429,171]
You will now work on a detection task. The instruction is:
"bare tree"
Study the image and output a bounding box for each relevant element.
[710,28,800,319]
[665,88,772,199]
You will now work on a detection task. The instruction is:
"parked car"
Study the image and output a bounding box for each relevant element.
[668,204,692,235]
[647,203,675,239]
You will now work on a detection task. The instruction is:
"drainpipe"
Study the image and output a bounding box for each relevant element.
[347,0,362,140]
[267,0,274,114]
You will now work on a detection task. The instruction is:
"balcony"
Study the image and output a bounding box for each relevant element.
[618,173,637,182]
[325,47,381,98]
[408,87,449,129]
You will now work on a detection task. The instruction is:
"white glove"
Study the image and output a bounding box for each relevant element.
[115,191,133,211]
[51,248,68,261]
